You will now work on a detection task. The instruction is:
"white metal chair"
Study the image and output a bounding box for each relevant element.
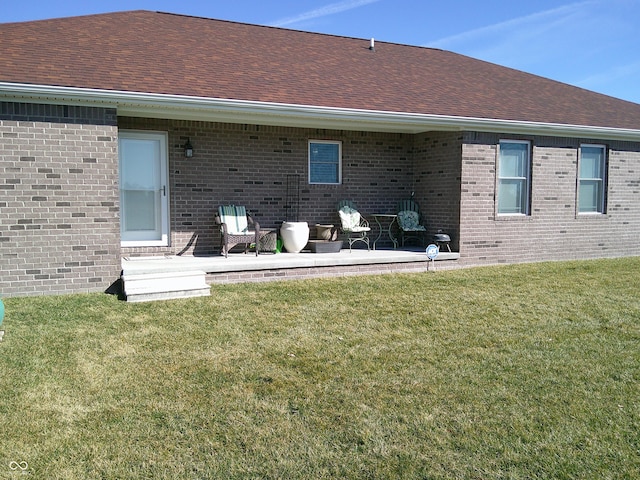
[337,200,371,252]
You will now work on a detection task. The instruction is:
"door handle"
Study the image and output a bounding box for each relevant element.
[161,185,166,196]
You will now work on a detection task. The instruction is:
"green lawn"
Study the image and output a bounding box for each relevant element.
[1,258,639,479]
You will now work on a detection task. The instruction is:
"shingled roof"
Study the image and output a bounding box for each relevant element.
[2,10,640,136]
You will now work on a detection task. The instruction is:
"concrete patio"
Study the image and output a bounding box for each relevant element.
[120,247,461,301]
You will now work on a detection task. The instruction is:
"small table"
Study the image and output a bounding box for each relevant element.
[371,214,398,249]
[258,230,278,253]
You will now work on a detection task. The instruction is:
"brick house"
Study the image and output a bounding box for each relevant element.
[1,11,640,296]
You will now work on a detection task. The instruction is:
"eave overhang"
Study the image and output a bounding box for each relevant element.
[2,82,640,141]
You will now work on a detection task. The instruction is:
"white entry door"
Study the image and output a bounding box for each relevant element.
[119,131,169,246]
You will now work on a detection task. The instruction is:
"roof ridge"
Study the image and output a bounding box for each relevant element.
[2,9,446,55]
[2,9,150,26]
[153,10,446,53]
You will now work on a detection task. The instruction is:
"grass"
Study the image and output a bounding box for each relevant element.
[1,258,639,479]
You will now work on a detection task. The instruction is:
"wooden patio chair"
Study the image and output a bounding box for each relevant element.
[337,200,371,252]
[215,205,260,258]
[397,198,427,247]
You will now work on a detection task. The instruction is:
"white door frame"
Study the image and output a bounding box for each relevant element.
[119,130,170,247]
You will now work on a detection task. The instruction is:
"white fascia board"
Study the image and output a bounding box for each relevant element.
[2,82,640,141]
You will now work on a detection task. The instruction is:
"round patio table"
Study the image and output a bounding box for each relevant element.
[371,214,398,250]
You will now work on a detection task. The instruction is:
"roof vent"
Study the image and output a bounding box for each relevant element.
[369,38,375,51]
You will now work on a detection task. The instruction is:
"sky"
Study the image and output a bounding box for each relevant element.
[3,0,639,104]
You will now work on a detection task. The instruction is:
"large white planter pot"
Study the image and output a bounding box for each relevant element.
[280,221,310,253]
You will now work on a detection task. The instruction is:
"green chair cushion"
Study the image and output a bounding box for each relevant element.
[397,210,426,231]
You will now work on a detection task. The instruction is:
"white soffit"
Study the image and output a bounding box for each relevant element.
[1,82,640,141]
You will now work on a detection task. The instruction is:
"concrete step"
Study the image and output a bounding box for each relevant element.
[122,270,210,302]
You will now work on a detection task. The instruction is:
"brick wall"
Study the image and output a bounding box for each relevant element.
[414,132,463,249]
[4,102,639,298]
[459,132,640,265]
[0,103,120,296]
[118,118,415,255]
[4,104,639,297]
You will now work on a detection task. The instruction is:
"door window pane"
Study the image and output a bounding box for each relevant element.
[122,190,158,231]
[121,140,160,190]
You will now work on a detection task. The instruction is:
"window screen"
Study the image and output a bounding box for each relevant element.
[309,141,341,184]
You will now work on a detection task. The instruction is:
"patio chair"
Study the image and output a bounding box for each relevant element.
[337,200,371,252]
[215,205,260,258]
[397,198,427,247]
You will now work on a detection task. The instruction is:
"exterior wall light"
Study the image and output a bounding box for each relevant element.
[184,138,193,158]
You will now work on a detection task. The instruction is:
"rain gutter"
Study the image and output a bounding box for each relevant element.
[2,82,640,141]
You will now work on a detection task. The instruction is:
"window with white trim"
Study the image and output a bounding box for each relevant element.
[309,140,341,184]
[497,140,531,215]
[578,144,607,214]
